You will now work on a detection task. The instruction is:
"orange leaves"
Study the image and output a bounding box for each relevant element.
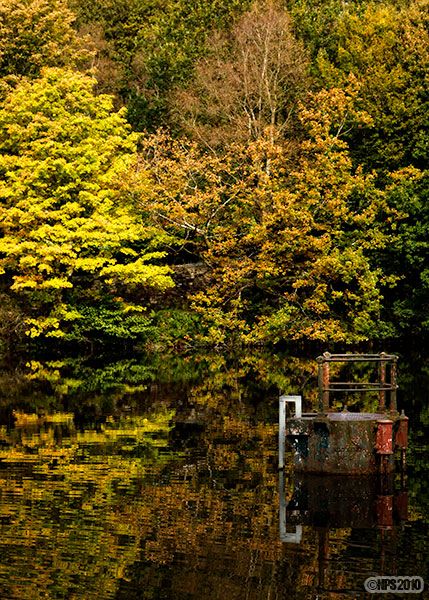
[299,78,373,145]
[136,122,387,345]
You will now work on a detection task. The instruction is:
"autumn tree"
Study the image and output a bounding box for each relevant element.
[0,0,91,84]
[319,0,429,171]
[286,0,429,337]
[170,0,310,148]
[375,168,429,337]
[321,0,429,335]
[0,68,172,344]
[137,84,410,346]
[69,0,251,130]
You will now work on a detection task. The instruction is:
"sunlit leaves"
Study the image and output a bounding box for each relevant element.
[0,68,172,341]
[304,0,429,171]
[138,85,395,345]
[0,0,92,84]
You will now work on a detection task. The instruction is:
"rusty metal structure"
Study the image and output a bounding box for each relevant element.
[279,353,409,595]
[279,352,408,475]
[317,352,398,413]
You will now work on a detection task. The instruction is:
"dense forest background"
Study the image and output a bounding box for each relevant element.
[0,0,427,355]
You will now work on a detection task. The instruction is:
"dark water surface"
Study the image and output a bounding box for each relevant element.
[0,353,427,599]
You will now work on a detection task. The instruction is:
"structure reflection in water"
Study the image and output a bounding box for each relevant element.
[280,473,408,533]
[279,470,408,597]
[278,353,412,597]
[279,472,409,595]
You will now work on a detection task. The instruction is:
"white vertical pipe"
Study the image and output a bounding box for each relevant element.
[278,396,303,543]
[280,394,302,418]
[279,469,287,537]
[279,395,302,469]
[279,395,286,469]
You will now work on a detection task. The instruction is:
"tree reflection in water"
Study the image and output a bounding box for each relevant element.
[0,351,426,599]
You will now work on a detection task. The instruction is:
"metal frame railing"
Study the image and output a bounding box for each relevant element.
[316,352,398,414]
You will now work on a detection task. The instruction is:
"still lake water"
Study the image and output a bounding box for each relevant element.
[0,352,427,599]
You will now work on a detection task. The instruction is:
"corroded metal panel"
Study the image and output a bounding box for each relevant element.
[285,412,400,474]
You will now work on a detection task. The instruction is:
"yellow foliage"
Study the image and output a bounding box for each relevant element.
[0,68,173,340]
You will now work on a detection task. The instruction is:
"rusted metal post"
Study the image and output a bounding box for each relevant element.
[317,356,324,413]
[322,352,331,412]
[395,411,408,449]
[390,358,398,412]
[376,419,393,475]
[379,351,386,411]
[395,410,409,470]
[376,420,393,455]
